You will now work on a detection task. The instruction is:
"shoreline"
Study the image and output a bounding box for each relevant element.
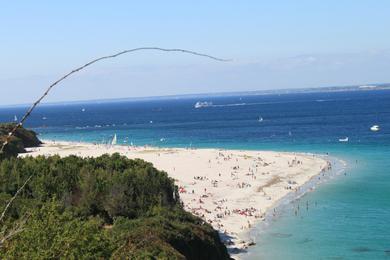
[240,155,346,258]
[21,140,339,258]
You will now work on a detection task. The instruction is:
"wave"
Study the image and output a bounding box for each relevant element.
[315,98,351,102]
[208,102,274,108]
[204,98,353,108]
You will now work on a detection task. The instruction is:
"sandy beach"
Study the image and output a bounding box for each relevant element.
[21,141,332,253]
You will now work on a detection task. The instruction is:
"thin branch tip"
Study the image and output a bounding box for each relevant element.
[0,47,229,153]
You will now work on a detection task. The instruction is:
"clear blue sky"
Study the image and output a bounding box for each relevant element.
[1,1,390,105]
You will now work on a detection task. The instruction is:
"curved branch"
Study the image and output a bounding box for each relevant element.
[0,47,230,153]
[0,175,32,223]
[0,47,229,224]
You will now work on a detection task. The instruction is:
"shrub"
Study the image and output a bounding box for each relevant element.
[0,154,230,259]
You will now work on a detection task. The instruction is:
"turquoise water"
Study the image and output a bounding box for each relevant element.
[1,90,389,259]
[243,145,390,260]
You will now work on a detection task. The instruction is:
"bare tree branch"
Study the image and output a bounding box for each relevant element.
[0,175,32,223]
[0,47,229,226]
[0,47,230,153]
[0,213,30,246]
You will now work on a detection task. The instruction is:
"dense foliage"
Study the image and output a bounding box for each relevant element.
[0,154,230,259]
[0,123,41,159]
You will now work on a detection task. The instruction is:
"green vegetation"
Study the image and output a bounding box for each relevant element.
[0,154,230,259]
[0,123,41,159]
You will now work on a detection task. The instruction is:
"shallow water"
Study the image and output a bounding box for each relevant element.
[243,147,390,260]
[1,90,389,259]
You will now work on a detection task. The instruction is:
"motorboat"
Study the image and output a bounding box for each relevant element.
[194,101,213,109]
[339,137,349,142]
[370,125,380,132]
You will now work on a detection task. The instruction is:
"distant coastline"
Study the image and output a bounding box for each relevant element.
[2,82,390,108]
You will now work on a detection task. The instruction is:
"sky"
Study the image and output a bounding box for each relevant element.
[1,1,390,105]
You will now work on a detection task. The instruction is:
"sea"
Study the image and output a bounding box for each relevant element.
[1,89,389,259]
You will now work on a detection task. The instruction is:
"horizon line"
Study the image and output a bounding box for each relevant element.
[2,82,390,108]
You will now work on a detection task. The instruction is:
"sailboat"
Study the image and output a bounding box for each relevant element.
[258,116,264,122]
[111,134,117,145]
[14,115,18,122]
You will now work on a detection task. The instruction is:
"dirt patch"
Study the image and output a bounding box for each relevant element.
[257,176,282,192]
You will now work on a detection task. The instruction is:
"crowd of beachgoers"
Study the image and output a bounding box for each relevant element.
[23,140,330,253]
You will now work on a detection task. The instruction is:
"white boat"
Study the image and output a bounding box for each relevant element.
[370,125,380,132]
[111,134,117,145]
[339,137,349,142]
[194,101,213,109]
[14,115,18,122]
[42,117,47,120]
[81,108,86,112]
[258,116,263,122]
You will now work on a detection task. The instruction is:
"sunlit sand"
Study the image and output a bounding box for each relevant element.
[22,141,331,253]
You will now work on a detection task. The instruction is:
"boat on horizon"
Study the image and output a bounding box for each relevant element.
[339,137,349,142]
[14,115,18,122]
[370,125,380,132]
[194,101,213,109]
[258,116,263,122]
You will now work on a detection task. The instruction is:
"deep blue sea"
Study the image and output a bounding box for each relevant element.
[1,90,390,259]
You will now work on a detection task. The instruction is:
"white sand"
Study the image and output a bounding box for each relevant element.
[22,141,331,252]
